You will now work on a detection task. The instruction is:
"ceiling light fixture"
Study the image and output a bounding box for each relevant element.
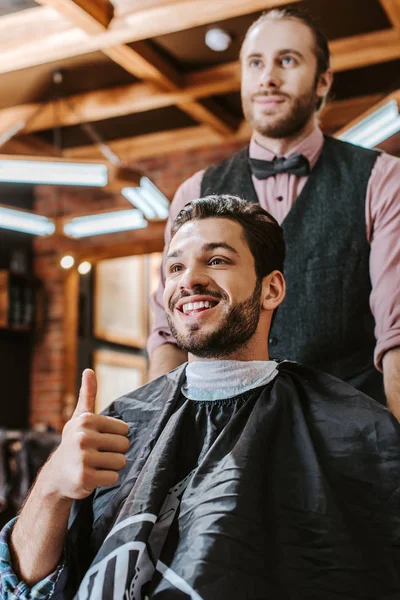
[205,28,232,52]
[0,206,55,236]
[78,261,92,275]
[63,209,147,238]
[60,255,75,269]
[122,177,170,220]
[0,157,108,187]
[338,99,400,148]
[0,71,168,239]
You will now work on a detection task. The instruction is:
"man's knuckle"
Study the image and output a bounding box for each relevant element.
[78,413,94,428]
[117,454,127,469]
[121,437,130,452]
[75,430,89,449]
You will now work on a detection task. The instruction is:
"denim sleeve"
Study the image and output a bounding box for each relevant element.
[0,517,65,599]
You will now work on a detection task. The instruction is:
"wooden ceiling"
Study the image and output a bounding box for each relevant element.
[1,0,400,167]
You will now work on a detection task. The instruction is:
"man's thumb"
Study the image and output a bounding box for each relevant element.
[73,369,97,417]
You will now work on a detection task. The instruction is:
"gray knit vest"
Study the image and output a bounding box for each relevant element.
[200,136,385,403]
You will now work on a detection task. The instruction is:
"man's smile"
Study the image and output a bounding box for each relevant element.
[174,295,221,319]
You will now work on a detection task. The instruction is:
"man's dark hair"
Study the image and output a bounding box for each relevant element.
[170,194,285,280]
[242,7,331,110]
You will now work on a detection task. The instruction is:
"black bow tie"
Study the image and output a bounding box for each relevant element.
[249,153,310,179]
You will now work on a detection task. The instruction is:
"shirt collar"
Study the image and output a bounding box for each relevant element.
[249,126,324,171]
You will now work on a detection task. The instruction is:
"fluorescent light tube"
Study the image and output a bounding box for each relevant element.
[63,209,147,238]
[122,187,157,220]
[139,186,169,219]
[122,179,170,220]
[139,177,170,219]
[0,159,108,187]
[0,206,55,236]
[339,100,400,148]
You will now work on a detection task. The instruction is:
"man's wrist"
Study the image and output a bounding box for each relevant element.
[35,461,73,507]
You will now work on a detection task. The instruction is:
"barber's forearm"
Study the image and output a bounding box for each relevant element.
[382,347,400,419]
[149,343,188,380]
[10,464,72,586]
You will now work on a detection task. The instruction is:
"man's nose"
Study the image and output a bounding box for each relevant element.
[178,266,210,290]
[259,62,281,89]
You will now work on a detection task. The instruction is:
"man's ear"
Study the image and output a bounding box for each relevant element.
[261,270,286,312]
[317,69,333,104]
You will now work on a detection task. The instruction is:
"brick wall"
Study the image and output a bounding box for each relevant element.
[30,139,246,430]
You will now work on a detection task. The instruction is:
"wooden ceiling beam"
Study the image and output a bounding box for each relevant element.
[1,24,400,79]
[65,124,227,160]
[102,43,182,90]
[63,92,390,162]
[35,0,183,90]
[0,62,240,135]
[2,135,60,157]
[101,45,237,135]
[0,0,301,74]
[0,65,378,140]
[379,0,400,30]
[0,7,70,51]
[35,0,114,32]
[330,28,400,71]
[36,0,236,136]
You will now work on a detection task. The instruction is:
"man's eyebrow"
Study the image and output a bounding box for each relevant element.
[202,242,239,255]
[245,52,263,59]
[166,242,239,261]
[166,249,182,261]
[277,48,304,59]
[245,49,305,60]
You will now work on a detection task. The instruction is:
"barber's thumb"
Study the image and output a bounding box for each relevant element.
[73,369,97,417]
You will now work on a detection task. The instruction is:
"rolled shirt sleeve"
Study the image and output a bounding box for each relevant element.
[0,518,65,599]
[366,152,400,370]
[147,170,204,356]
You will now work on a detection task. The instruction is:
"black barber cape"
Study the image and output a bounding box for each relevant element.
[59,362,400,600]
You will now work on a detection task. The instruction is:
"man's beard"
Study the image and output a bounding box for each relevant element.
[242,82,319,139]
[166,280,262,359]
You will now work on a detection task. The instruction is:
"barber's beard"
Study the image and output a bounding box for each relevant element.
[243,83,319,139]
[167,280,262,359]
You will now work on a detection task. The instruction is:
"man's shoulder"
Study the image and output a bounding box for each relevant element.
[276,360,388,412]
[323,135,380,159]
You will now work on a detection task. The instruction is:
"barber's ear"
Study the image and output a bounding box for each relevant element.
[261,270,286,311]
[317,69,333,104]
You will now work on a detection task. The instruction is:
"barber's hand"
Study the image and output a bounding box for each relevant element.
[42,369,129,501]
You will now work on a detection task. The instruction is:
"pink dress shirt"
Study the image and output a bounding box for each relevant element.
[148,127,400,371]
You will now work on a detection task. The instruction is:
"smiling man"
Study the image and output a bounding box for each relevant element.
[2,195,400,600]
[148,8,400,417]
[164,217,280,362]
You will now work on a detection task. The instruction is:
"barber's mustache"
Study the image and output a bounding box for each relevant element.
[169,287,226,311]
[251,92,290,101]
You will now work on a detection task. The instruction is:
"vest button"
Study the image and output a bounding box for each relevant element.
[269,336,277,346]
[277,196,283,202]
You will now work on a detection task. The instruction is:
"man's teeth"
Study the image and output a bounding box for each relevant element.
[182,300,215,314]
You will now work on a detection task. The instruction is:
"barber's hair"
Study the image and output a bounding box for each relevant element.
[242,8,331,110]
[170,195,285,280]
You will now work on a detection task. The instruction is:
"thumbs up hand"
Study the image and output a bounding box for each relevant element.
[42,369,130,501]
